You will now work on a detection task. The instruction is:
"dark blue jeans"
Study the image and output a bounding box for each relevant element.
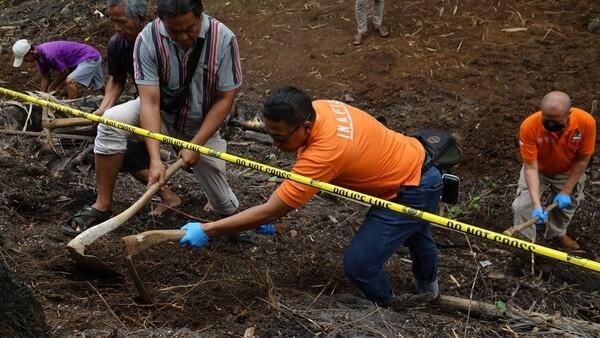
[343,165,443,303]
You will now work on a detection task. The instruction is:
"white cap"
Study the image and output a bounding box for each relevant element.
[12,39,31,67]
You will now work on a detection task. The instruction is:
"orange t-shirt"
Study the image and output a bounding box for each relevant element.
[276,100,425,208]
[519,107,596,175]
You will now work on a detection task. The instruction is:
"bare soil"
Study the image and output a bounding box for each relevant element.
[1,0,599,337]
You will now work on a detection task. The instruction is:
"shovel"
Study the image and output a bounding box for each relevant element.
[122,229,186,303]
[66,159,184,275]
[503,202,558,236]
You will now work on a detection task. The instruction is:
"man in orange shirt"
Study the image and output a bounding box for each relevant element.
[177,86,444,305]
[512,91,596,249]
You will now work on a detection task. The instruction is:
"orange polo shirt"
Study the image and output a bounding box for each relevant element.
[519,107,596,175]
[276,100,425,208]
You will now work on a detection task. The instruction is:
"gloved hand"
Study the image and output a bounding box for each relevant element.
[553,193,572,210]
[179,222,209,248]
[531,207,548,225]
[255,223,277,235]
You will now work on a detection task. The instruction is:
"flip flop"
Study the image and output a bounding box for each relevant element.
[63,206,112,237]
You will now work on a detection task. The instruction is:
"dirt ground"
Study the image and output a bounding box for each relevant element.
[1,0,600,337]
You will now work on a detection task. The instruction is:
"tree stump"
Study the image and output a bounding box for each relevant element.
[0,261,48,338]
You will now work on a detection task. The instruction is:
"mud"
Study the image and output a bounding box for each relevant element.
[0,0,599,337]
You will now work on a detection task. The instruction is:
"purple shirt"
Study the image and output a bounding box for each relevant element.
[35,41,101,75]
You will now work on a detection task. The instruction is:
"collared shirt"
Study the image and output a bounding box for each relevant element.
[519,108,596,175]
[35,41,100,75]
[276,100,425,208]
[107,33,135,80]
[133,14,242,136]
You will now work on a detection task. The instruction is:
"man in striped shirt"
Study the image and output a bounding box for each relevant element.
[87,0,242,231]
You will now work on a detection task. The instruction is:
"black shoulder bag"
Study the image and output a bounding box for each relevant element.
[410,129,464,204]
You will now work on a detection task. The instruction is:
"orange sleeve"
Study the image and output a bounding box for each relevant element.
[519,120,538,163]
[578,114,596,157]
[275,155,338,208]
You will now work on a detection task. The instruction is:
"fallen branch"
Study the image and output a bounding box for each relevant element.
[0,129,94,141]
[502,27,528,33]
[438,295,600,334]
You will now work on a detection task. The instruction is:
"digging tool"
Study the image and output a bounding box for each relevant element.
[44,117,93,129]
[503,202,558,236]
[66,159,184,275]
[122,230,185,303]
[1,87,599,273]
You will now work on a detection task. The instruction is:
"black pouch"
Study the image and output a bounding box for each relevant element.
[160,86,188,115]
[410,129,463,204]
[410,129,463,172]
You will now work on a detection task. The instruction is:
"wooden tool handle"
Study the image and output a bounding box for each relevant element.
[68,159,184,252]
[122,230,186,257]
[45,117,94,128]
[503,202,558,236]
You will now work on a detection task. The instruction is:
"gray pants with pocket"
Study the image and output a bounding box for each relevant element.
[355,0,385,33]
[511,166,585,242]
[94,98,239,216]
[68,58,104,90]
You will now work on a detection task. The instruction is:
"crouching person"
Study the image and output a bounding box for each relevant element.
[178,86,443,306]
[64,0,241,235]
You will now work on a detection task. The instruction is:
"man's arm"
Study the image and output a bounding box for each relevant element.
[524,160,542,208]
[560,155,591,195]
[179,89,237,167]
[48,69,70,92]
[202,191,294,237]
[40,73,51,92]
[94,75,126,116]
[138,84,165,186]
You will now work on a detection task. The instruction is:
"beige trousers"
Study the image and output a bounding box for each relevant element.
[511,166,586,242]
[94,98,239,216]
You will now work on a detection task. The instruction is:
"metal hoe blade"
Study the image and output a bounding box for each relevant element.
[122,230,186,304]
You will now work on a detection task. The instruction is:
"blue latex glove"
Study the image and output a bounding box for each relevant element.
[179,222,209,248]
[553,193,572,210]
[531,207,548,225]
[255,223,276,235]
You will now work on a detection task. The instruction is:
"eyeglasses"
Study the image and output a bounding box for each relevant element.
[266,111,313,143]
[268,121,304,143]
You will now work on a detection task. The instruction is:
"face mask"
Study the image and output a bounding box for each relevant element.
[543,120,565,132]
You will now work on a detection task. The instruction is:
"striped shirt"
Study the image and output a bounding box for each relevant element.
[134,14,242,136]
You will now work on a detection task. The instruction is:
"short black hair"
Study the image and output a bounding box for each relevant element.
[262,86,315,126]
[157,0,203,19]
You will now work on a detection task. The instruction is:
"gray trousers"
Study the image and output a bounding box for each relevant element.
[511,166,586,242]
[94,98,239,216]
[355,0,385,33]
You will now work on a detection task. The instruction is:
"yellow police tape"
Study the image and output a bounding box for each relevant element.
[1,86,598,273]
